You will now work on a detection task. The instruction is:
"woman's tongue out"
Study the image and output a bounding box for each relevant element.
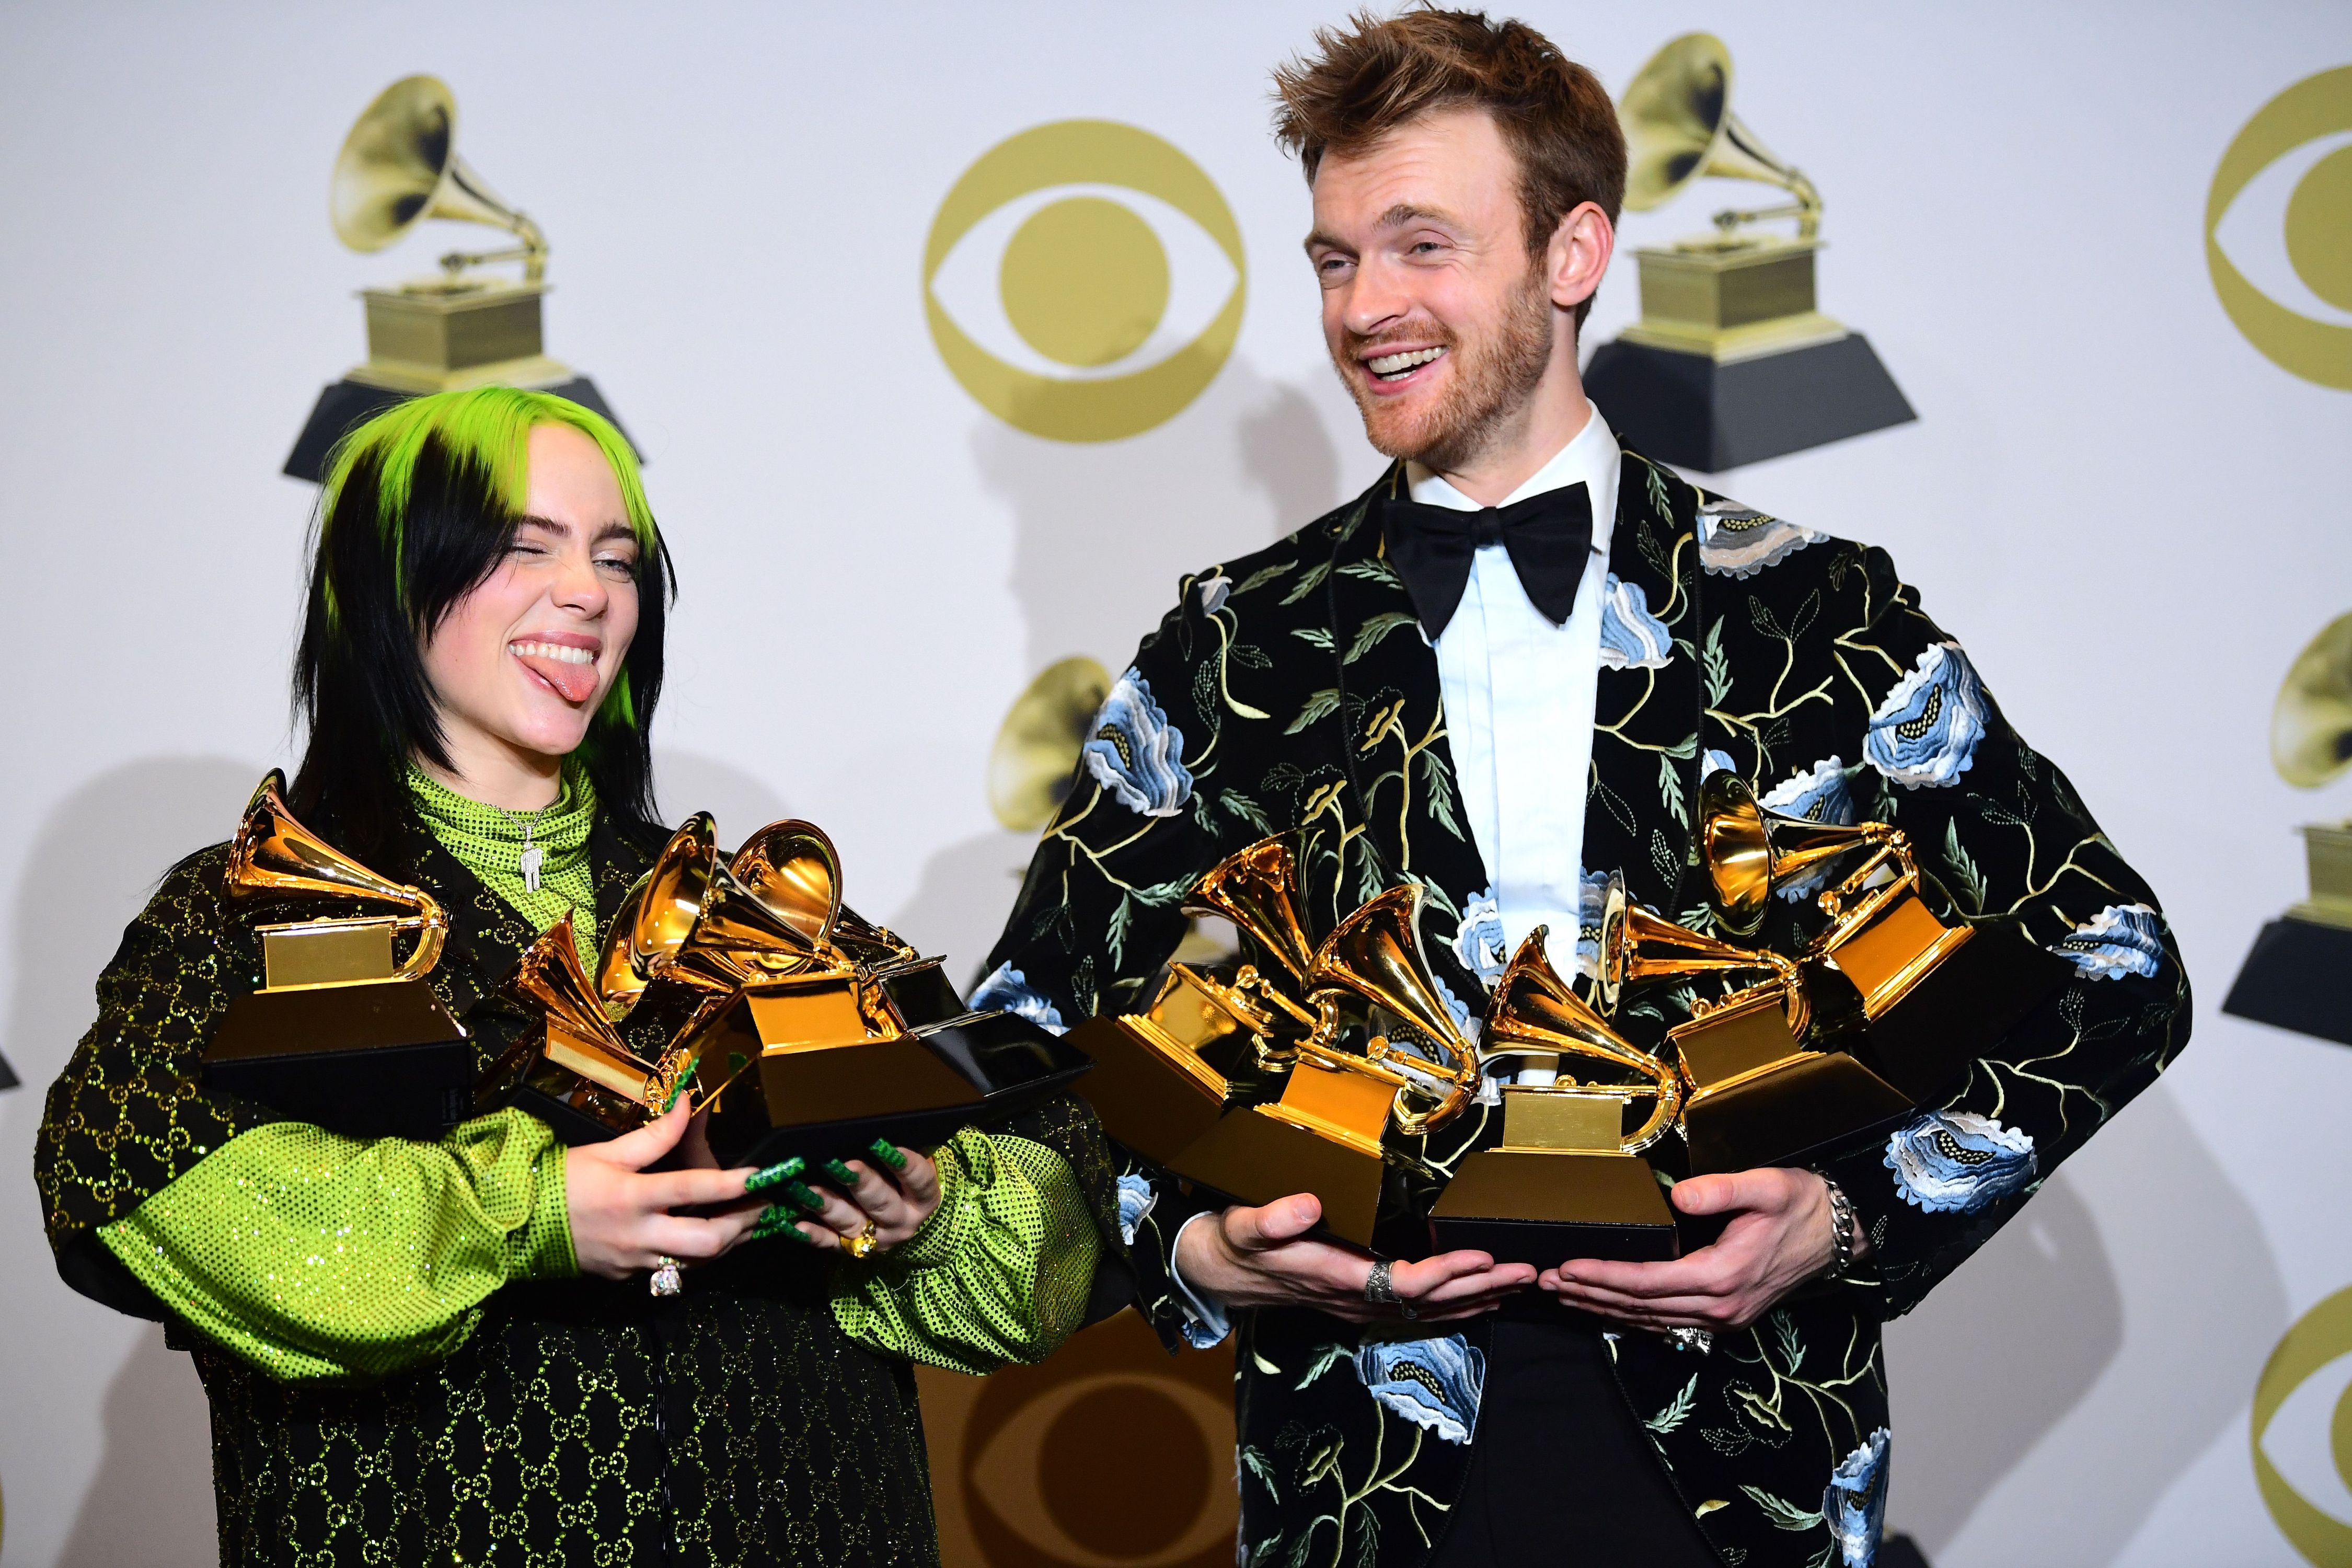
[511,641,601,704]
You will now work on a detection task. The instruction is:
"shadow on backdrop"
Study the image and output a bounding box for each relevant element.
[1886,1084,2287,1564]
[651,748,793,846]
[891,828,1042,994]
[55,1329,216,1568]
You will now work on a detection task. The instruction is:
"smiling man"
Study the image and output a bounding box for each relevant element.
[979,11,2187,1567]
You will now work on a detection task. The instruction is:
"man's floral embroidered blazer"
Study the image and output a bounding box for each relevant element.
[981,453,2189,1568]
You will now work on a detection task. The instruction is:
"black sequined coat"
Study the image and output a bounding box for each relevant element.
[982,454,2190,1568]
[37,813,1120,1567]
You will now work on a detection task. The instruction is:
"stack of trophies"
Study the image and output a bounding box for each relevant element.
[1069,772,2068,1264]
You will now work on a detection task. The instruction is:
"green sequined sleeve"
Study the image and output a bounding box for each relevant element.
[828,1128,1100,1377]
[97,1108,576,1383]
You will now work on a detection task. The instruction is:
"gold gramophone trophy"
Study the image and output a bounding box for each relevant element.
[477,915,688,1142]
[1428,931,1684,1262]
[1163,885,1482,1250]
[1065,834,1324,1167]
[1582,33,1914,471]
[285,75,630,481]
[1698,772,2069,1104]
[615,815,1090,1167]
[203,771,471,1137]
[1598,885,1909,1174]
[2225,612,2352,1043]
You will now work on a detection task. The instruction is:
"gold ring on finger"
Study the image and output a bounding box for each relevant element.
[837,1221,880,1260]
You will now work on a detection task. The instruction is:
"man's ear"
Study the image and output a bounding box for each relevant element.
[1547,200,1615,314]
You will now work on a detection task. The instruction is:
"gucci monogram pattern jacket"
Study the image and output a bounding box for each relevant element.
[980,453,2188,1568]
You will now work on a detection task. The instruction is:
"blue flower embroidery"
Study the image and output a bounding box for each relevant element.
[1701,748,1738,779]
[1697,500,1823,578]
[1598,573,1673,671]
[1865,643,1988,789]
[1355,1334,1485,1444]
[1194,573,1231,614]
[1454,889,1507,987]
[1114,1173,1157,1246]
[1759,757,1858,901]
[2051,903,2164,980]
[1082,667,1194,817]
[971,962,1066,1035]
[1823,1428,1890,1567]
[1885,1111,2036,1214]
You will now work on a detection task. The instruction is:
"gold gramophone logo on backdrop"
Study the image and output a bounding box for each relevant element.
[2253,1284,2352,1565]
[2208,65,2352,391]
[925,121,1245,442]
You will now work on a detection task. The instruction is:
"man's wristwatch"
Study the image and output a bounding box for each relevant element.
[1819,1175,1858,1281]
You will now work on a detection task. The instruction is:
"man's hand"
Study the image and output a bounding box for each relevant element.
[1539,1168,1863,1332]
[1174,1193,1535,1322]
[566,1101,765,1279]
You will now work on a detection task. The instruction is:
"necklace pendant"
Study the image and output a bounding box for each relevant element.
[519,844,545,893]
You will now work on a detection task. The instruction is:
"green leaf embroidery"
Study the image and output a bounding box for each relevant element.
[1345,610,1420,664]
[1749,596,1788,641]
[1771,1309,1804,1375]
[1739,1485,1825,1533]
[1351,1505,1381,1568]
[1646,464,1673,524]
[1071,955,1098,1019]
[1219,789,1276,834]
[1646,1374,1699,1434]
[1132,876,1195,908]
[1943,817,1988,914]
[1241,1445,1282,1502]
[1650,829,1678,887]
[1418,748,1465,840]
[1232,642,1274,669]
[1106,895,1132,967]
[1354,839,1386,905]
[1702,620,1733,707]
[1295,1343,1348,1389]
[1658,751,1686,821]
[1338,557,1404,587]
[1265,762,1307,794]
[1290,626,1335,650]
[1287,688,1343,735]
[1281,558,1334,605]
[1236,561,1294,596]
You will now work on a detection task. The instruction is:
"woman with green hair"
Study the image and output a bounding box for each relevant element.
[34,387,1116,1566]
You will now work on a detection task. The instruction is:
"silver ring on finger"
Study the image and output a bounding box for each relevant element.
[1366,1260,1413,1318]
[650,1255,684,1298]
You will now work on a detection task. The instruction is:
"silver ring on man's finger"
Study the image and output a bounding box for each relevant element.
[1365,1260,1411,1319]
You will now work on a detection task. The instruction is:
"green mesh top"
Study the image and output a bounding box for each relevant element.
[94,770,1100,1383]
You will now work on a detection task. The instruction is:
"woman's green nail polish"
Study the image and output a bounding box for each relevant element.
[781,1181,826,1215]
[745,1158,804,1195]
[868,1139,909,1172]
[821,1159,860,1189]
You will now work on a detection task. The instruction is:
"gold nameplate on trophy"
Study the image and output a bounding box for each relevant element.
[1168,884,1480,1251]
[202,771,470,1138]
[1431,930,1681,1263]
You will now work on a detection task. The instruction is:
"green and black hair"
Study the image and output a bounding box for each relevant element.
[290,387,674,863]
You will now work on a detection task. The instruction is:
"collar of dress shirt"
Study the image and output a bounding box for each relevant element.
[1403,401,1620,551]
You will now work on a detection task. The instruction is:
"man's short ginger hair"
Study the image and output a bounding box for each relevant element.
[1273,8,1627,323]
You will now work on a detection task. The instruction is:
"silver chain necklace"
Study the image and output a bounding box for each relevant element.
[488,801,554,892]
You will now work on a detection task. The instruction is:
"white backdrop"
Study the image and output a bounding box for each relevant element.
[4,4,2349,1564]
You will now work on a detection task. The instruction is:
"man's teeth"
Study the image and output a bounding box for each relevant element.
[511,640,596,666]
[1368,347,1446,379]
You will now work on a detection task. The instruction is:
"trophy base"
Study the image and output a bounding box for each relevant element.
[1582,333,1915,473]
[1065,1015,1231,1169]
[1168,1104,1388,1251]
[702,1008,1091,1168]
[1685,1051,1912,1175]
[282,375,639,483]
[1429,1150,1678,1265]
[2224,915,2352,1046]
[204,977,470,1138]
[1847,923,2073,1103]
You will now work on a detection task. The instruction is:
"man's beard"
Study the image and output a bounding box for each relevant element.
[1339,268,1555,472]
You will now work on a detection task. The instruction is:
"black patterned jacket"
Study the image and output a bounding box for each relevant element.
[37,815,1120,1568]
[979,453,2189,1568]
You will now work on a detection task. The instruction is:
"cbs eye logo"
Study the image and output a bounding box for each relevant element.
[2208,65,2352,389]
[2253,1283,2352,1563]
[926,120,1246,442]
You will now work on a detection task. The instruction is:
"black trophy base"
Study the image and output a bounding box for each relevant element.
[704,1010,1091,1169]
[1684,1052,1912,1175]
[1582,333,1916,472]
[283,376,639,483]
[2224,916,2352,1045]
[1849,926,2074,1104]
[1429,1150,1678,1265]
[204,979,471,1139]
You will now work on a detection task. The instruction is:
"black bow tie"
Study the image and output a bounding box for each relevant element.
[1378,482,1595,640]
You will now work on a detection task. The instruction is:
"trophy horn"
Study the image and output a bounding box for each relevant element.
[1304,885,1481,1135]
[987,656,1112,833]
[1183,833,1318,985]
[730,821,844,951]
[331,74,548,283]
[1485,929,1684,1154]
[637,814,822,989]
[502,915,638,1064]
[1699,770,1895,937]
[594,871,653,1013]
[1598,881,1808,1040]
[2273,610,2352,789]
[226,770,447,980]
[1620,32,1820,240]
